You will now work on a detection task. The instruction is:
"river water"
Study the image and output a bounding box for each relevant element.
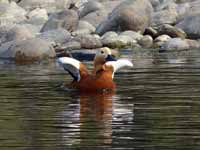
[0,49,200,150]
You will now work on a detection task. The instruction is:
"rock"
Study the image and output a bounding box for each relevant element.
[96,0,153,35]
[154,34,171,43]
[41,9,79,32]
[72,20,95,36]
[151,5,178,27]
[79,1,104,18]
[60,41,81,50]
[0,38,55,61]
[37,28,71,45]
[101,31,137,48]
[160,38,189,51]
[1,25,35,43]
[18,0,68,13]
[0,0,9,3]
[0,41,13,56]
[138,35,153,48]
[76,20,96,32]
[154,34,171,48]
[144,27,158,38]
[120,30,143,41]
[76,34,102,49]
[0,2,26,25]
[158,24,187,39]
[26,8,48,26]
[81,9,108,28]
[176,13,200,39]
[186,39,200,49]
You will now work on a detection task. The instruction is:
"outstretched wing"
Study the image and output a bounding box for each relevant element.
[105,59,133,78]
[57,57,88,82]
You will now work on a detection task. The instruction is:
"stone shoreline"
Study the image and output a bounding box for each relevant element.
[0,0,200,63]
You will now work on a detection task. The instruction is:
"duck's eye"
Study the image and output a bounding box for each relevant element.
[101,51,104,54]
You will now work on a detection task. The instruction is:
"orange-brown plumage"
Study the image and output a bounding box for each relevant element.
[57,47,133,93]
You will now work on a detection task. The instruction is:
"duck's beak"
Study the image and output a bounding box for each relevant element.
[106,55,116,62]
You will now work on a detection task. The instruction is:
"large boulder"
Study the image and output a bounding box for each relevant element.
[41,9,79,32]
[176,13,200,39]
[0,38,55,61]
[96,0,153,35]
[151,2,178,27]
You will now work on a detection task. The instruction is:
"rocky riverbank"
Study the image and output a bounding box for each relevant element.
[0,0,200,63]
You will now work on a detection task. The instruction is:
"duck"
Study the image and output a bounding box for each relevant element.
[57,47,133,92]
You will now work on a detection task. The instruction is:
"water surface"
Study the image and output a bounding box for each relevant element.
[0,49,200,150]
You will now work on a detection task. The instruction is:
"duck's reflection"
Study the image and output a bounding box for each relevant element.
[79,92,114,146]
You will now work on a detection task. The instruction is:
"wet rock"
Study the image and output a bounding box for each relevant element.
[60,41,81,50]
[154,34,171,48]
[0,38,55,61]
[79,1,103,18]
[144,27,158,38]
[186,39,200,49]
[160,38,189,51]
[76,34,102,49]
[41,9,79,32]
[158,24,186,39]
[26,8,48,26]
[0,2,26,25]
[138,35,153,48]
[96,0,153,35]
[38,28,71,45]
[120,31,143,41]
[101,31,137,48]
[176,13,200,39]
[0,41,13,56]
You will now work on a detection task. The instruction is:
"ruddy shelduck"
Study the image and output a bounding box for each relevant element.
[57,47,133,92]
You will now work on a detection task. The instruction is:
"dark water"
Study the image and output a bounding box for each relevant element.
[0,49,200,150]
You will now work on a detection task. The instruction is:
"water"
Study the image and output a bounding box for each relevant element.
[0,49,200,150]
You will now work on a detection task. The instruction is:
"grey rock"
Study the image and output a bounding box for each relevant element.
[176,13,200,39]
[186,39,200,49]
[120,31,143,41]
[144,27,158,38]
[18,0,68,13]
[0,2,26,25]
[25,8,48,26]
[72,20,95,36]
[138,35,153,48]
[101,31,137,48]
[0,38,55,60]
[60,41,81,50]
[76,34,102,49]
[161,38,189,51]
[38,28,71,45]
[158,24,186,39]
[81,9,108,28]
[96,0,153,35]
[79,1,104,18]
[154,34,171,48]
[41,9,79,32]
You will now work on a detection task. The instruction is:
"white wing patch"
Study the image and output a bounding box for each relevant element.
[57,57,81,82]
[106,59,133,78]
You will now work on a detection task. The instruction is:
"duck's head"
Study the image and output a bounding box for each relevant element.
[94,47,116,65]
[93,47,116,74]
